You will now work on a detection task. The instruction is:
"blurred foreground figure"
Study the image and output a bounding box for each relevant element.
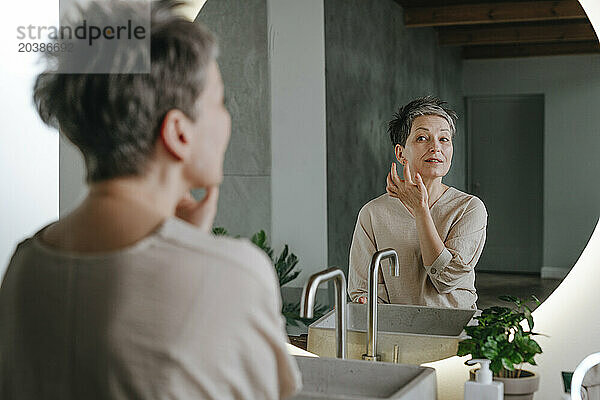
[0,1,301,399]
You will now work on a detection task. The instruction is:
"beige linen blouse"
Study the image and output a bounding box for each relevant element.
[348,187,487,309]
[0,217,301,400]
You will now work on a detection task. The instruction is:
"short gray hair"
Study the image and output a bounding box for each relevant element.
[33,0,218,182]
[388,96,458,147]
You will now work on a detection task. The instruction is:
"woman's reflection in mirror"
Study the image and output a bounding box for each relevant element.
[348,96,488,310]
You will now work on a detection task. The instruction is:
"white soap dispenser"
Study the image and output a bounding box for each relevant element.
[464,359,504,400]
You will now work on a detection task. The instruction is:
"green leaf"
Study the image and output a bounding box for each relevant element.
[457,341,477,357]
[280,271,301,287]
[250,230,265,247]
[518,337,542,354]
[212,226,229,236]
[510,352,524,364]
[483,306,511,315]
[282,300,331,327]
[524,308,534,330]
[276,247,301,287]
[464,326,480,337]
[501,357,515,371]
[529,331,548,337]
[481,337,499,360]
[275,245,289,265]
[482,348,498,360]
[498,295,518,303]
[277,249,298,278]
[490,359,503,374]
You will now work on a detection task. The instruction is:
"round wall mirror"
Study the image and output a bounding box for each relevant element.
[197,0,599,326]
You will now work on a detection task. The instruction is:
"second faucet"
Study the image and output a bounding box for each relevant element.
[362,248,400,361]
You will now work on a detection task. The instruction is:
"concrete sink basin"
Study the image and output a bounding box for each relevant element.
[289,355,436,400]
[307,303,476,364]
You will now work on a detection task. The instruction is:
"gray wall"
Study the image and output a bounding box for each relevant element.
[324,0,465,273]
[59,137,87,216]
[463,54,600,274]
[199,0,329,290]
[197,0,271,238]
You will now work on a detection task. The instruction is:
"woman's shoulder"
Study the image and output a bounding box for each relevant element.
[443,186,487,213]
[358,193,396,214]
[441,188,488,231]
[156,218,278,288]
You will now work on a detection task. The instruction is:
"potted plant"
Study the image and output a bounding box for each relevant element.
[457,295,544,400]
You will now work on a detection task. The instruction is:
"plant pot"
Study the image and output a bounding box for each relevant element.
[470,369,540,400]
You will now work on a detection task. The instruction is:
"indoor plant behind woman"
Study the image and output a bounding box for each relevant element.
[457,296,544,400]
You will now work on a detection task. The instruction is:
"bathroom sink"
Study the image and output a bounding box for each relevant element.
[289,355,436,400]
[307,303,476,364]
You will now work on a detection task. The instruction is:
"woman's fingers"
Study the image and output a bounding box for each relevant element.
[200,186,219,208]
[391,163,404,185]
[386,185,396,196]
[403,161,415,185]
[415,173,426,191]
[387,172,401,197]
[175,187,220,232]
[386,185,397,197]
[387,172,396,189]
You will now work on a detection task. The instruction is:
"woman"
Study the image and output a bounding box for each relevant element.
[0,1,300,399]
[348,96,487,310]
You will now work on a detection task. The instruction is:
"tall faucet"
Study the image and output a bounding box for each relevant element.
[362,248,400,361]
[300,267,347,359]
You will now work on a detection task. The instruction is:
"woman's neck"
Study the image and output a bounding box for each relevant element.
[420,176,447,207]
[87,175,183,220]
[43,166,190,252]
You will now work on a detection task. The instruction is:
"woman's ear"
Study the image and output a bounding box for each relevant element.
[394,144,405,165]
[160,109,193,161]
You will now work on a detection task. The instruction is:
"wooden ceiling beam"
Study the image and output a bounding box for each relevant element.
[395,0,516,7]
[404,0,587,27]
[438,21,597,46]
[462,41,600,58]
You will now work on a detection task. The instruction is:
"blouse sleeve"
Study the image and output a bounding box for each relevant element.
[348,206,389,303]
[424,196,488,294]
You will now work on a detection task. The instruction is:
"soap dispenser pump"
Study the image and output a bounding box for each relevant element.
[464,359,503,400]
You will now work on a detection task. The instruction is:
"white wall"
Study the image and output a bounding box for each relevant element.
[432,3,600,398]
[268,0,328,288]
[531,3,600,398]
[463,54,600,275]
[0,1,59,278]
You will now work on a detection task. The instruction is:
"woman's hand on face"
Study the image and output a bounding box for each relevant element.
[386,162,429,213]
[175,186,219,232]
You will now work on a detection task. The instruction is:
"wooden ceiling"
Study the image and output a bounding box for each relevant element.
[393,0,600,59]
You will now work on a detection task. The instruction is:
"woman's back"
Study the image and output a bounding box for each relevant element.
[0,217,300,399]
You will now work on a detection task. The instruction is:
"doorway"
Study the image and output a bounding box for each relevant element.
[466,95,544,274]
